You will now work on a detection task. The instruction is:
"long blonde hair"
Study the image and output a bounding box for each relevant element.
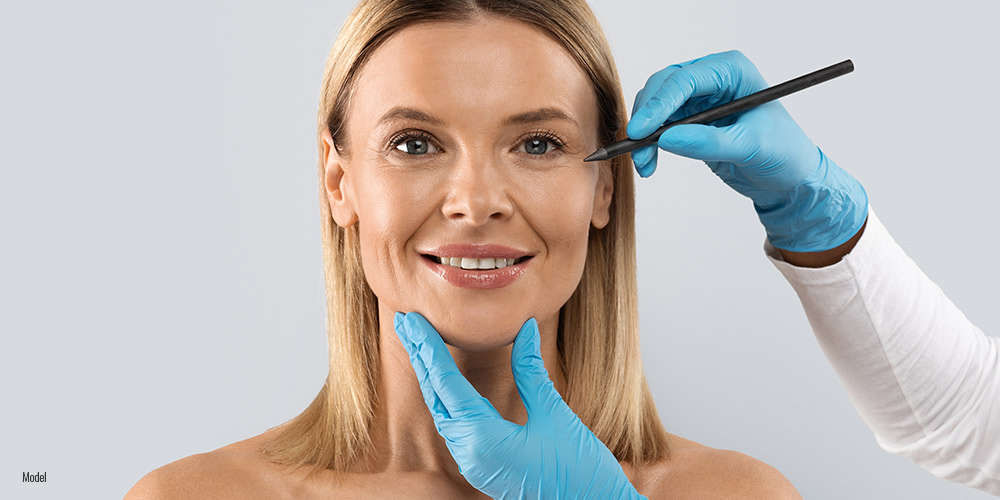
[263,0,670,474]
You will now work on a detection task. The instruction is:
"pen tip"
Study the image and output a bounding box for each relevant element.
[584,148,607,162]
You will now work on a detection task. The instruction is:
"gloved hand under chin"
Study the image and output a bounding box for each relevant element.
[627,49,867,252]
[394,312,648,500]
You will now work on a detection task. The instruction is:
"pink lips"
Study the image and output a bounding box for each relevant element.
[421,244,532,290]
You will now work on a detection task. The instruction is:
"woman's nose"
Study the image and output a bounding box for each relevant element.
[440,152,514,226]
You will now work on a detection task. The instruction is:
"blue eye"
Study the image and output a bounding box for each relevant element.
[517,132,565,156]
[390,132,440,155]
[524,139,549,155]
[398,139,429,154]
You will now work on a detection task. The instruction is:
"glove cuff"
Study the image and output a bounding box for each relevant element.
[755,148,868,252]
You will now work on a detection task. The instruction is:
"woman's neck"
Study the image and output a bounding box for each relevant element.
[365,304,567,474]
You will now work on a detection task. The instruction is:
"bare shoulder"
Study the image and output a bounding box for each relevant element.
[123,434,288,500]
[634,434,802,500]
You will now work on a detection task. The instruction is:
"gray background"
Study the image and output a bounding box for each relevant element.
[2,1,997,499]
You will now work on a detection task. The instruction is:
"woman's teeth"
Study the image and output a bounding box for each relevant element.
[437,256,521,270]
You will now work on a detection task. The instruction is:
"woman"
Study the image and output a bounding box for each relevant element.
[124,1,801,498]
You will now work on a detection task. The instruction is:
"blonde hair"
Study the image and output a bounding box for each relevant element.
[263,0,670,474]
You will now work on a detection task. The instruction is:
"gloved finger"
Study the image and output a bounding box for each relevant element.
[635,150,658,178]
[628,65,725,140]
[656,123,758,164]
[401,312,503,421]
[510,317,564,418]
[628,55,710,133]
[629,50,766,142]
[627,65,680,141]
[394,312,449,422]
[630,86,646,121]
[629,88,658,174]
[630,144,656,171]
[629,58,730,176]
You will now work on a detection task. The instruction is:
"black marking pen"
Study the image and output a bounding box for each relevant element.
[584,59,854,162]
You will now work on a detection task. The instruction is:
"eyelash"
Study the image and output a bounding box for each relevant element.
[386,129,567,158]
[387,130,436,153]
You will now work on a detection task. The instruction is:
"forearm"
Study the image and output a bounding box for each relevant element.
[767,208,1000,495]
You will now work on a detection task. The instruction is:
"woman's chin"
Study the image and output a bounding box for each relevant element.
[438,330,519,352]
[383,296,553,352]
[423,312,533,352]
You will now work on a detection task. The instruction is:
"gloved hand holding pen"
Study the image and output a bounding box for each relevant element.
[627,50,868,253]
[394,312,647,500]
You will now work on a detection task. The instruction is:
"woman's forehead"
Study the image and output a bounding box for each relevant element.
[349,18,599,133]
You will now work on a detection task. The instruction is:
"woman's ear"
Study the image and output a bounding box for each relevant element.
[322,128,359,227]
[591,160,613,229]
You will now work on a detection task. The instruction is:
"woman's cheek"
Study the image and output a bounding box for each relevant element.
[359,170,435,226]
[530,178,594,262]
[537,174,595,226]
[354,172,432,298]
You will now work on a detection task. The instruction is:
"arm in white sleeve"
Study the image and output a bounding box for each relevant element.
[765,207,1000,495]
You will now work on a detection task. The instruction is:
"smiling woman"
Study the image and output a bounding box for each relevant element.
[123,1,801,499]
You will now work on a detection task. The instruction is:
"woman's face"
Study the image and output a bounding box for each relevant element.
[324,17,613,351]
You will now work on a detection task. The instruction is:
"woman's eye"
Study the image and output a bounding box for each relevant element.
[517,136,563,156]
[394,137,439,155]
[524,139,550,155]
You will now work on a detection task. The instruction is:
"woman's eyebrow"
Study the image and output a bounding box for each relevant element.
[376,106,579,128]
[377,107,444,127]
[503,107,579,127]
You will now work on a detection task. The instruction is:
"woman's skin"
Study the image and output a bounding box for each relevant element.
[125,16,802,500]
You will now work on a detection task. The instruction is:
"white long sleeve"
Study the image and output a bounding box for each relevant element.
[765,207,1000,496]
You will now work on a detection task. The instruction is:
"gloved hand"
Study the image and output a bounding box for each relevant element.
[627,50,867,252]
[393,312,647,500]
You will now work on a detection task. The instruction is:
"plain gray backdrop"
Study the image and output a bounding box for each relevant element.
[2,1,997,498]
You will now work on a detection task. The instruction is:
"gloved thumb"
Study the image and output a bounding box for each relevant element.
[510,318,561,418]
[657,123,755,164]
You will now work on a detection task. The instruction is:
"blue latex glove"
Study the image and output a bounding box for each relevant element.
[627,50,868,252]
[393,312,647,500]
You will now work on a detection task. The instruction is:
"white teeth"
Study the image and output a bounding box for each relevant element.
[435,256,521,270]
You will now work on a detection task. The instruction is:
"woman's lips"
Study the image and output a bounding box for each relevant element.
[421,254,531,289]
